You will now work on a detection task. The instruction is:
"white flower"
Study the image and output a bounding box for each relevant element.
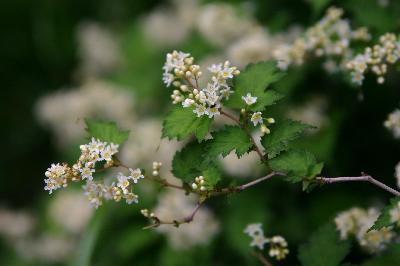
[129,168,144,184]
[80,165,95,181]
[384,109,400,139]
[100,147,113,162]
[163,72,175,87]
[116,173,130,191]
[205,92,220,106]
[208,63,222,74]
[124,192,139,204]
[244,223,263,237]
[193,104,207,117]
[182,98,195,108]
[206,106,220,118]
[251,112,263,126]
[389,201,400,226]
[250,234,269,250]
[242,93,257,105]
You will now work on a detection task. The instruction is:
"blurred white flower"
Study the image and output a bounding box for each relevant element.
[48,190,93,234]
[384,109,400,139]
[395,161,400,188]
[154,189,219,249]
[220,151,261,178]
[77,22,120,78]
[0,208,35,239]
[35,79,136,147]
[287,97,328,130]
[196,3,256,47]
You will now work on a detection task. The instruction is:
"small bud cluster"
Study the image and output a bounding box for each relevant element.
[191,176,207,192]
[384,109,400,138]
[163,50,240,118]
[44,138,144,208]
[152,161,162,176]
[140,208,155,218]
[334,207,396,253]
[347,33,400,85]
[273,7,370,71]
[240,93,275,135]
[244,223,289,261]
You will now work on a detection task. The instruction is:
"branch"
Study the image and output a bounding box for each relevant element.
[251,251,273,266]
[318,175,400,197]
[143,201,204,229]
[212,171,284,196]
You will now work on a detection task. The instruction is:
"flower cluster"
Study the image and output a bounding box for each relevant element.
[240,96,275,136]
[347,33,400,85]
[334,207,396,253]
[152,161,162,176]
[163,50,240,118]
[273,7,370,71]
[384,108,400,138]
[191,176,207,192]
[44,138,144,208]
[244,223,289,260]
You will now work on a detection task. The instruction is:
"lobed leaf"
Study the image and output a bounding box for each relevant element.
[162,107,212,142]
[261,119,314,158]
[85,119,130,145]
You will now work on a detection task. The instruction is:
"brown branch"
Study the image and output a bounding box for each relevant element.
[143,201,204,229]
[212,171,284,196]
[251,251,273,266]
[318,175,400,197]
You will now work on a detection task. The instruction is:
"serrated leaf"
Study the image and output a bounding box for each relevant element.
[298,223,351,266]
[202,168,221,189]
[172,141,218,185]
[85,119,130,145]
[369,197,400,231]
[262,119,314,158]
[206,126,252,158]
[226,61,285,112]
[269,150,323,184]
[162,107,212,142]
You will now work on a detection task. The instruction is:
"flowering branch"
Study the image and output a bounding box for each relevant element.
[318,175,400,197]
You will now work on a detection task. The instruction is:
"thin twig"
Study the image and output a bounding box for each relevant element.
[318,175,400,197]
[143,201,204,229]
[212,172,284,196]
[251,251,273,266]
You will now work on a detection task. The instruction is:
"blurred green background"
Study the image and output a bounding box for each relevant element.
[1,0,400,265]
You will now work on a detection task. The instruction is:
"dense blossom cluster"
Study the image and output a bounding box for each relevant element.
[384,108,400,138]
[44,138,143,208]
[244,223,289,260]
[163,50,239,118]
[334,207,397,253]
[347,33,400,85]
[273,7,370,71]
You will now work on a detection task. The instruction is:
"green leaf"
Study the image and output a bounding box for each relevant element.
[202,168,221,189]
[269,150,323,185]
[298,223,351,266]
[71,207,107,266]
[369,197,400,231]
[162,107,213,142]
[226,61,285,112]
[261,119,314,158]
[206,126,252,158]
[85,119,130,145]
[309,0,331,15]
[172,141,219,185]
[362,244,400,266]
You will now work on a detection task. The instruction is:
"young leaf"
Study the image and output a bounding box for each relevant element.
[369,197,400,231]
[269,150,323,184]
[298,223,351,266]
[226,61,285,111]
[261,119,314,158]
[172,141,220,186]
[206,126,252,158]
[162,107,212,142]
[85,119,130,145]
[202,168,221,189]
